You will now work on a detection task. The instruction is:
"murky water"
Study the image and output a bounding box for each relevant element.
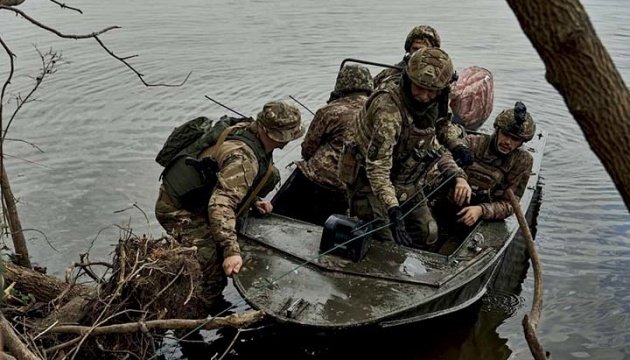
[2,0,630,359]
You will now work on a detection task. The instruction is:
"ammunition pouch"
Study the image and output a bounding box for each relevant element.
[162,155,219,210]
[338,142,363,185]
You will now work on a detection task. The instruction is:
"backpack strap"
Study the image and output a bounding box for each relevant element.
[236,161,274,218]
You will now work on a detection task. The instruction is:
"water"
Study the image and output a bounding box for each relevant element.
[2,0,630,358]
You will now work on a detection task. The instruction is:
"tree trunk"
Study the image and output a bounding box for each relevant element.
[3,262,92,303]
[506,0,630,211]
[1,163,31,268]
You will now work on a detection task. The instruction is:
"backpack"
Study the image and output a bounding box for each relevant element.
[155,115,252,169]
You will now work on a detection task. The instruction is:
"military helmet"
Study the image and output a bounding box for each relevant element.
[404,25,441,52]
[334,64,373,94]
[493,101,536,142]
[256,100,304,142]
[406,47,454,91]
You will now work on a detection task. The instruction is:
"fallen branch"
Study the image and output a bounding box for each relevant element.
[47,310,264,336]
[507,189,550,360]
[0,313,42,360]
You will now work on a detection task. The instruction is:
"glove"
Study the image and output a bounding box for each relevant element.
[387,206,414,247]
[452,145,475,167]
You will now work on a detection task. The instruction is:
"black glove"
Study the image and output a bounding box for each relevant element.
[387,206,414,247]
[452,145,475,167]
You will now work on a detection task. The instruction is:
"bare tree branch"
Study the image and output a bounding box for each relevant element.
[0,5,191,87]
[2,153,52,169]
[2,47,60,147]
[48,0,83,14]
[4,138,45,153]
[47,311,265,336]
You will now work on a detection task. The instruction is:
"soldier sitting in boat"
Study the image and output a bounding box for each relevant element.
[155,100,304,310]
[373,24,441,89]
[273,64,373,225]
[341,47,470,250]
[430,101,535,231]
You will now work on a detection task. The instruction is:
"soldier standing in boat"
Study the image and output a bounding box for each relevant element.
[273,64,373,224]
[373,25,442,89]
[155,100,304,309]
[446,101,535,226]
[342,47,471,249]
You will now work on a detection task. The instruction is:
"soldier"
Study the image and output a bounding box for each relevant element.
[273,64,373,224]
[344,47,471,249]
[373,25,441,89]
[155,100,304,309]
[455,101,535,225]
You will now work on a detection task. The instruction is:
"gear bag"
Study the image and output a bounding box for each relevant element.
[156,115,255,209]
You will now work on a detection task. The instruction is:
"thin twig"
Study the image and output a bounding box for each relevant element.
[3,138,45,153]
[2,153,52,169]
[217,329,242,360]
[14,227,58,252]
[0,6,190,87]
[142,265,184,311]
[48,0,83,14]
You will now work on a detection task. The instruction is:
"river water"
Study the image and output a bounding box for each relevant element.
[2,0,629,359]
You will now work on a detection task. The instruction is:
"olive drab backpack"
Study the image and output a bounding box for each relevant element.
[155,115,254,209]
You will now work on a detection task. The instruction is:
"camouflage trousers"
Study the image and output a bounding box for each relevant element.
[347,174,438,247]
[155,187,227,309]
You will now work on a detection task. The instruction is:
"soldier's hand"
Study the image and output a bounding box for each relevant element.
[453,177,472,206]
[254,200,273,215]
[223,255,243,276]
[452,145,475,167]
[387,206,414,247]
[457,206,483,226]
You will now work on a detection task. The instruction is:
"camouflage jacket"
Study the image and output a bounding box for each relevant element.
[373,59,405,90]
[201,138,264,258]
[355,84,465,209]
[464,134,533,220]
[297,93,368,190]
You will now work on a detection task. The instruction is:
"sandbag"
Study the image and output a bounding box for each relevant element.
[449,66,494,130]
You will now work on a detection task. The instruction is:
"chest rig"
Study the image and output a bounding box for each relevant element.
[465,134,516,201]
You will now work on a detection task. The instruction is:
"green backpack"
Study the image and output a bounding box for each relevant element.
[156,115,254,208]
[155,115,253,169]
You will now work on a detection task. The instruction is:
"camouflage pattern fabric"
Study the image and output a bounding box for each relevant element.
[373,59,405,90]
[155,138,261,303]
[297,93,368,190]
[464,133,533,220]
[407,47,454,91]
[404,25,441,51]
[334,64,373,94]
[352,84,465,210]
[256,100,304,142]
[494,102,536,141]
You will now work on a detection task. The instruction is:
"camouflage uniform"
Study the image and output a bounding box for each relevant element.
[155,100,303,307]
[274,65,372,224]
[347,48,466,247]
[463,103,535,219]
[373,25,441,89]
[463,134,533,219]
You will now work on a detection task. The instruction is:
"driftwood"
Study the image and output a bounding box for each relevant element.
[507,189,550,360]
[47,310,264,336]
[0,313,41,360]
[3,262,92,303]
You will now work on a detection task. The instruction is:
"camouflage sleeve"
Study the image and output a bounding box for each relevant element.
[479,151,533,220]
[207,145,259,258]
[363,95,402,209]
[435,116,466,151]
[435,143,467,181]
[301,108,329,160]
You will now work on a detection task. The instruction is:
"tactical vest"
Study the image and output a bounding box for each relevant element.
[465,134,518,202]
[360,87,442,186]
[162,125,271,213]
